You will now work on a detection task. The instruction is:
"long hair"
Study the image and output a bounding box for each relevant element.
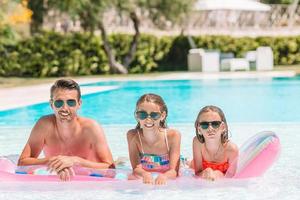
[135,93,168,129]
[194,105,228,144]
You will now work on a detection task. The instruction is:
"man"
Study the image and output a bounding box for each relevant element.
[18,79,114,181]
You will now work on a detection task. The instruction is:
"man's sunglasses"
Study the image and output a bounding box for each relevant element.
[198,121,222,130]
[53,99,77,108]
[135,111,161,120]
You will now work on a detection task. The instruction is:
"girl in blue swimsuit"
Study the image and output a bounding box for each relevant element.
[127,93,181,185]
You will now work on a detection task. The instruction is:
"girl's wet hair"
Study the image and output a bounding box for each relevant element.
[135,93,168,129]
[194,105,229,144]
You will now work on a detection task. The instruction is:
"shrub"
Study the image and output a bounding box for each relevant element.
[1,32,300,77]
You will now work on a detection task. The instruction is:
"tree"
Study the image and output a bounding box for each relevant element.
[29,0,196,74]
[0,0,32,43]
[115,0,196,69]
[28,0,45,33]
[45,0,127,73]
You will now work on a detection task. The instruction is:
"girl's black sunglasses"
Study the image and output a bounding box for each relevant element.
[198,121,222,129]
[135,111,161,120]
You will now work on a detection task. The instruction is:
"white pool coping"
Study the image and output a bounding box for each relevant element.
[0,85,119,111]
[0,71,296,111]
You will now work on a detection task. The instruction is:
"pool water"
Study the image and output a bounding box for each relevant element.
[1,77,300,126]
[0,124,300,199]
[1,77,300,199]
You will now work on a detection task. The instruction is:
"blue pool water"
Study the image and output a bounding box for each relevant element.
[0,77,300,126]
[1,76,300,199]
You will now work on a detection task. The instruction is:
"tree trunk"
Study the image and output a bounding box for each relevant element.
[98,21,128,74]
[123,11,140,68]
[28,0,45,34]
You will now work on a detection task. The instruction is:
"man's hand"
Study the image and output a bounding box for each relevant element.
[57,167,75,181]
[47,155,77,173]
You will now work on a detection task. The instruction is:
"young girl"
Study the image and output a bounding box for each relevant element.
[193,105,238,181]
[127,93,181,185]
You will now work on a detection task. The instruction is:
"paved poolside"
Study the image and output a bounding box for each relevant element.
[0,71,296,111]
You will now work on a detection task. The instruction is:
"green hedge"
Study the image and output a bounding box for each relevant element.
[0,32,109,77]
[1,31,300,77]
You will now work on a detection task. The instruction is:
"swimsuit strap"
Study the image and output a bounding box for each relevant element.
[137,130,145,154]
[138,129,169,154]
[164,129,170,152]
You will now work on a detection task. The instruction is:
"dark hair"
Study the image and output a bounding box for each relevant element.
[135,93,168,129]
[195,105,228,144]
[50,79,81,100]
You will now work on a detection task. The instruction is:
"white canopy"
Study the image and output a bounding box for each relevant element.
[195,0,271,11]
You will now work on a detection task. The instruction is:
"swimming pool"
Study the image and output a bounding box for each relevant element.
[1,77,300,126]
[0,77,300,199]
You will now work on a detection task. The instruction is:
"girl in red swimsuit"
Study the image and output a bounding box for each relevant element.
[192,105,239,181]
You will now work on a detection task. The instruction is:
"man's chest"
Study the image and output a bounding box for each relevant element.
[44,136,93,158]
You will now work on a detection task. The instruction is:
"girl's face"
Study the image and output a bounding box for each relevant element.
[135,102,166,130]
[197,111,225,142]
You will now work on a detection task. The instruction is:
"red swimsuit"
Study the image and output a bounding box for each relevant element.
[202,158,229,174]
[201,146,229,174]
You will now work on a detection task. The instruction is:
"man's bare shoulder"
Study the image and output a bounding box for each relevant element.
[78,117,100,128]
[29,115,55,138]
[78,117,105,138]
[35,114,55,126]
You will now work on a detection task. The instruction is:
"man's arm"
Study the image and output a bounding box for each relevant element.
[18,117,48,166]
[78,121,114,169]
